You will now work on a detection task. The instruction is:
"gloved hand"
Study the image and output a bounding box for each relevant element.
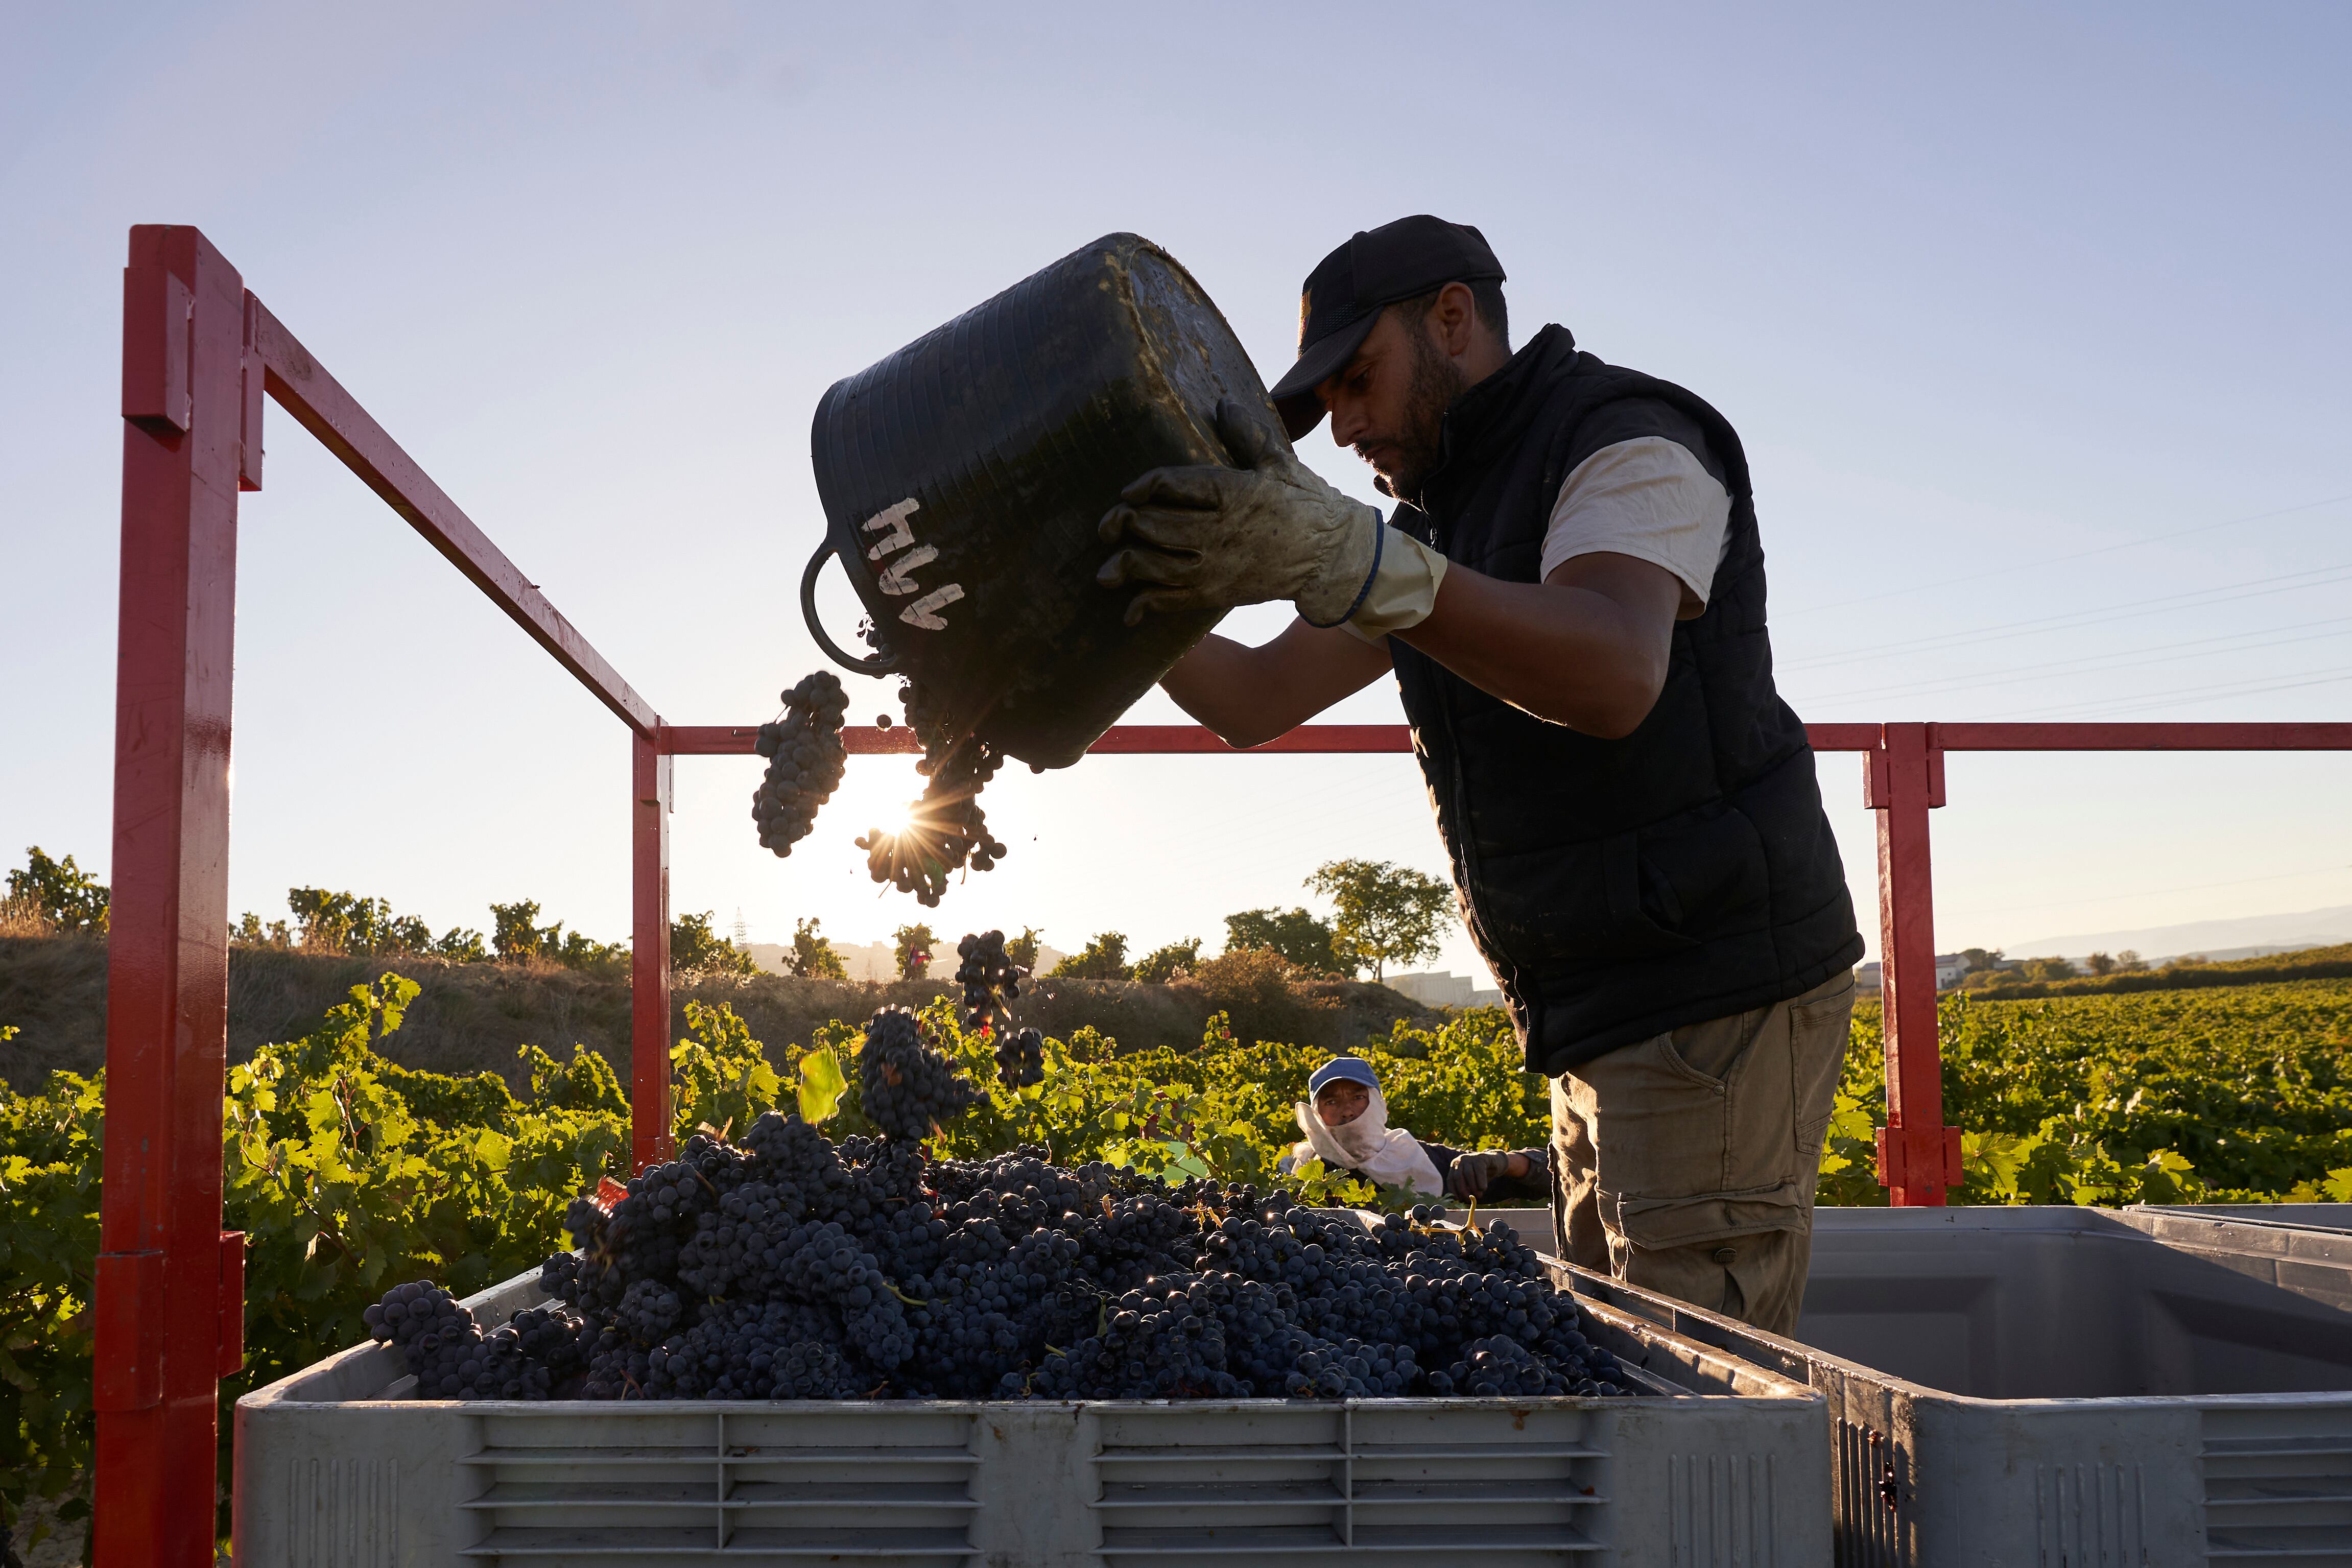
[1449,1150,1526,1201]
[1097,399,1383,628]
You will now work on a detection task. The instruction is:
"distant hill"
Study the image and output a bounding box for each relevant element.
[1958,941,2352,1003]
[2002,904,2352,965]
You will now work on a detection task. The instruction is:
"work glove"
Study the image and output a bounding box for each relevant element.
[1098,399,1446,633]
[1449,1150,1520,1201]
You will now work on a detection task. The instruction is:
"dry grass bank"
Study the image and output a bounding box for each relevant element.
[0,935,1437,1092]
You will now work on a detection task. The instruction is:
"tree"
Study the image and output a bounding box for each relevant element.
[672,910,755,977]
[2117,949,2146,972]
[433,926,489,962]
[233,912,293,948]
[790,917,848,979]
[894,923,937,980]
[554,928,629,976]
[286,887,436,956]
[490,899,555,960]
[6,846,109,934]
[488,898,624,973]
[2021,956,2077,982]
[1960,947,1999,973]
[1131,937,1202,984]
[1053,932,1130,980]
[2085,952,2117,977]
[1222,907,1343,975]
[1305,859,1454,980]
[1004,927,1044,971]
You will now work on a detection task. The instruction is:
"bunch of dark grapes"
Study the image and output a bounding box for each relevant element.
[364,1281,583,1401]
[993,1028,1044,1090]
[857,1006,980,1141]
[371,1102,1637,1407]
[854,681,1007,905]
[954,930,1024,1035]
[752,671,851,857]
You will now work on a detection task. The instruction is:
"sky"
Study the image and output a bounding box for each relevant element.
[4,1,2348,980]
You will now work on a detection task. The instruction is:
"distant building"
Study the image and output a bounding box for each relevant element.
[1386,970,1505,1009]
[1855,956,1975,991]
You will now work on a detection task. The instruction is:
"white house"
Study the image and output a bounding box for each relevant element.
[1387,970,1505,1009]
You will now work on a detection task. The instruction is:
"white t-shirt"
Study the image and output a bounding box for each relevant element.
[1538,435,1730,619]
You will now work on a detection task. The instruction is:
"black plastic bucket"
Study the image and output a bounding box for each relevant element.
[803,233,1270,768]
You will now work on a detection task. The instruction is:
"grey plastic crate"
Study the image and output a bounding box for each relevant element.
[235,1263,1830,1565]
[1557,1205,2352,1566]
[2136,1202,2352,1234]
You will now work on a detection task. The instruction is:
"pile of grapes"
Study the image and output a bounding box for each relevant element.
[367,1005,1634,1406]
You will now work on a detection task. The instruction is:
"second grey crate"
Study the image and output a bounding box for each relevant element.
[1561,1205,2352,1567]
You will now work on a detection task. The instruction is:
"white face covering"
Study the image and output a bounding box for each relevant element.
[1293,1084,1444,1197]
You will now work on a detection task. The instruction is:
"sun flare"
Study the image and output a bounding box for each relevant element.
[828,759,922,840]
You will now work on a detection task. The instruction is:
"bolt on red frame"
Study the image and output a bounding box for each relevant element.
[97,225,2352,1563]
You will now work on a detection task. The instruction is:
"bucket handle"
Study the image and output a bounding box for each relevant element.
[801,538,902,676]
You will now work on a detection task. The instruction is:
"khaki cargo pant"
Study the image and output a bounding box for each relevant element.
[1549,971,1856,1336]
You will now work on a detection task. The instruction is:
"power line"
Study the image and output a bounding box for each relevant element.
[1981,663,2352,721]
[1792,616,2352,707]
[1779,560,2352,672]
[1784,490,2352,615]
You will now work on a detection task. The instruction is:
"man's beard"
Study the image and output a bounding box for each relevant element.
[1357,324,1467,502]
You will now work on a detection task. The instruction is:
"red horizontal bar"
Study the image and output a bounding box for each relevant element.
[1087,723,1414,754]
[660,719,2352,759]
[250,301,661,735]
[656,723,1419,757]
[1930,721,2352,751]
[1804,724,1883,752]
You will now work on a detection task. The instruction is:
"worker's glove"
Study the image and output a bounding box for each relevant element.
[1450,1151,1517,1201]
[1098,399,1446,633]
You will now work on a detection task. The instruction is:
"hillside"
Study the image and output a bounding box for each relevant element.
[0,934,1442,1092]
[1962,942,2352,1002]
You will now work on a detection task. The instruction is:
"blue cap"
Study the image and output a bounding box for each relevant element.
[1308,1056,1380,1097]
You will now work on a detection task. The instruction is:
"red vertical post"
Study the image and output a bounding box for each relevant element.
[95,226,251,1566]
[631,730,674,1172]
[1866,723,1964,1205]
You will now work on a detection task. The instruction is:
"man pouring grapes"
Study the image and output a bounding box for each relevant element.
[1099,216,1864,1336]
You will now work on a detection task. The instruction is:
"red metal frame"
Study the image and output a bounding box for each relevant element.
[662,717,2352,1210]
[96,225,2352,1562]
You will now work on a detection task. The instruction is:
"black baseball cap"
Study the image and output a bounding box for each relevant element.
[1268,215,1506,440]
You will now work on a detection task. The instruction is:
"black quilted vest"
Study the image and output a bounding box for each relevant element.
[1388,325,1863,1075]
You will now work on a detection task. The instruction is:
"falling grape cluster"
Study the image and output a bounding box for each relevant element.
[853,680,1008,906]
[752,673,851,857]
[952,930,1040,1088]
[993,1028,1044,1090]
[366,1006,1635,1407]
[955,930,1023,1034]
